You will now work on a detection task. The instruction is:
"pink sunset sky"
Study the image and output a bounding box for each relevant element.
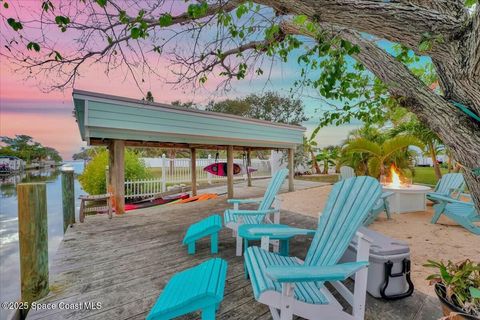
[0,1,358,160]
[0,57,239,159]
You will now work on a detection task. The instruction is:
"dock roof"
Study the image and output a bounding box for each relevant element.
[73,89,305,150]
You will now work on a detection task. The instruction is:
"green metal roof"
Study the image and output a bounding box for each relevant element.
[73,89,305,149]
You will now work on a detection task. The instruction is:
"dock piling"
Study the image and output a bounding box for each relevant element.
[17,183,49,316]
[61,165,75,232]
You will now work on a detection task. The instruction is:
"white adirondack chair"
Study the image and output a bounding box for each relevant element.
[339,166,356,180]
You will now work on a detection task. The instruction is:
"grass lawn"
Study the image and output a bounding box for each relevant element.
[296,167,448,187]
[411,166,447,186]
[295,174,340,184]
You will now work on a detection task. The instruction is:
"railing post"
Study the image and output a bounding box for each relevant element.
[17,183,49,317]
[161,154,167,192]
[207,154,212,185]
[105,165,109,192]
[61,165,75,232]
[288,148,295,192]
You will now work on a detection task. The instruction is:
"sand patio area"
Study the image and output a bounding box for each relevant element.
[278,184,480,297]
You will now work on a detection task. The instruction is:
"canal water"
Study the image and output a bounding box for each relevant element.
[0,161,86,320]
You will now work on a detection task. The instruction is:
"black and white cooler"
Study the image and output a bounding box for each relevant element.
[341,227,414,300]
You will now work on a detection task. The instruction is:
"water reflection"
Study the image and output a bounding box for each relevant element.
[0,169,61,198]
[0,161,86,320]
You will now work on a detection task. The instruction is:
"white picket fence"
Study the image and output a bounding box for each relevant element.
[124,155,271,199]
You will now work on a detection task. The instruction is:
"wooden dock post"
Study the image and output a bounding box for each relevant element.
[227,145,234,198]
[190,147,197,196]
[246,148,252,187]
[17,183,49,314]
[108,140,125,214]
[61,166,75,232]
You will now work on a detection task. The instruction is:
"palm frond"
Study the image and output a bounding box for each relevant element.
[382,135,424,159]
[345,138,382,156]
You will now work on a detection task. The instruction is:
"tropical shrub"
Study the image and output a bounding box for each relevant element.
[344,135,424,178]
[79,149,151,195]
[424,259,480,317]
[315,146,341,174]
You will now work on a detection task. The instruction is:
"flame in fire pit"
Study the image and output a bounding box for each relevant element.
[390,165,402,188]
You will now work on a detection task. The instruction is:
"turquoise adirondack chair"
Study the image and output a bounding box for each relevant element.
[244,176,382,320]
[363,191,394,226]
[223,168,289,256]
[426,173,464,203]
[339,166,355,181]
[430,194,480,235]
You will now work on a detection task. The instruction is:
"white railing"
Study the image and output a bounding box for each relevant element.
[125,178,165,199]
[124,155,272,199]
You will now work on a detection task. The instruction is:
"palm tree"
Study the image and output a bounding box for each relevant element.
[390,120,444,180]
[303,134,321,174]
[347,125,386,144]
[345,135,424,178]
[341,126,388,175]
[316,146,341,174]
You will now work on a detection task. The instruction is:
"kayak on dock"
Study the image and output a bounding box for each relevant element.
[175,193,218,203]
[203,162,256,177]
[125,193,189,211]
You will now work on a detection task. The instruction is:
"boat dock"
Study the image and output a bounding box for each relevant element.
[25,181,442,320]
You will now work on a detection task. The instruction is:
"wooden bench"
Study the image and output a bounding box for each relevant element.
[147,258,228,320]
[79,193,112,222]
[183,215,222,254]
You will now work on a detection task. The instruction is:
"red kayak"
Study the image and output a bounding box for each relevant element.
[125,193,189,211]
[203,162,256,177]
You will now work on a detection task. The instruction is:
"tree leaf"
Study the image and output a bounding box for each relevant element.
[41,1,54,12]
[96,0,107,7]
[293,15,307,25]
[158,13,172,27]
[470,287,480,299]
[465,0,478,8]
[418,40,432,52]
[130,27,140,39]
[54,51,62,61]
[7,18,23,31]
[27,42,40,52]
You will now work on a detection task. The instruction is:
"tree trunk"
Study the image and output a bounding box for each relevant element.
[428,141,443,180]
[310,151,321,174]
[380,163,386,179]
[447,150,453,173]
[322,160,328,174]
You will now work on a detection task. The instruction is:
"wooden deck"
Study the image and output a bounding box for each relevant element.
[27,184,442,320]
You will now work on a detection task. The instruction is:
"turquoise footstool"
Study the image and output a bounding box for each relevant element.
[183,215,222,254]
[147,258,228,320]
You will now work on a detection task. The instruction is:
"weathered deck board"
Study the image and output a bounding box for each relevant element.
[27,185,442,320]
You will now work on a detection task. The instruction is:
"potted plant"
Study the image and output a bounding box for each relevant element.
[424,259,480,319]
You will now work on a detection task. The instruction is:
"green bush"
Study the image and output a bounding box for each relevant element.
[79,149,151,195]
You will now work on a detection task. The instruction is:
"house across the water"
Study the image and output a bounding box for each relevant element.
[0,156,25,174]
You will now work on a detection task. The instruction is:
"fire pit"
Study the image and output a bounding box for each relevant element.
[382,166,432,214]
